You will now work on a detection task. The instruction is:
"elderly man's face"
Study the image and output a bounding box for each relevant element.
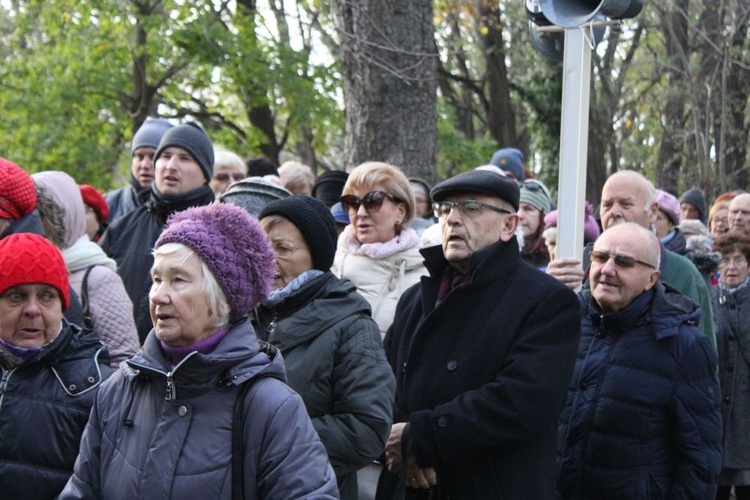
[150,247,217,347]
[0,284,63,349]
[728,194,750,235]
[155,147,206,197]
[600,174,655,230]
[589,224,660,313]
[439,193,518,273]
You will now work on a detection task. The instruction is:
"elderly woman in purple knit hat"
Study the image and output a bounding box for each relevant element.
[61,203,338,499]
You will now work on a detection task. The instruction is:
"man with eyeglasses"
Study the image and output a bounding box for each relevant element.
[547,170,715,345]
[209,149,247,196]
[557,222,721,499]
[728,193,750,236]
[378,170,581,499]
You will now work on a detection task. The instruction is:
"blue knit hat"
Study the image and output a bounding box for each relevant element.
[489,148,525,181]
[155,203,275,322]
[154,123,215,183]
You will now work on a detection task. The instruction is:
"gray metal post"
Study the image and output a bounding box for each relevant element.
[556,28,592,267]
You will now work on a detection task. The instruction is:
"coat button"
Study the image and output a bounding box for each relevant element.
[437,416,449,428]
[725,396,731,405]
[178,406,188,417]
[446,360,458,371]
[68,384,77,391]
[579,382,588,390]
[88,376,96,383]
[708,387,715,397]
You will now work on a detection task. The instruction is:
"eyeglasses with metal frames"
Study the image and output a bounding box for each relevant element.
[270,241,308,259]
[432,200,513,219]
[589,250,657,270]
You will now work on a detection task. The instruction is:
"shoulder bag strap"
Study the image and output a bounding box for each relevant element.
[80,265,97,330]
[232,341,280,500]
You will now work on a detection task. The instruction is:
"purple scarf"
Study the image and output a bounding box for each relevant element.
[160,328,229,367]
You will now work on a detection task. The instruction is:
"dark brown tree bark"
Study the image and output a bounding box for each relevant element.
[335,0,438,182]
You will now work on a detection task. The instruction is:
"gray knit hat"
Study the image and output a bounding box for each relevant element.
[680,187,707,224]
[154,123,214,183]
[219,177,291,217]
[259,196,338,271]
[519,179,552,215]
[132,118,174,153]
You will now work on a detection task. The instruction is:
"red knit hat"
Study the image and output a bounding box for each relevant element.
[79,185,110,225]
[0,157,37,220]
[0,233,70,311]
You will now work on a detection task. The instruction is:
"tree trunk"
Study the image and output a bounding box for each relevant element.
[335,0,438,182]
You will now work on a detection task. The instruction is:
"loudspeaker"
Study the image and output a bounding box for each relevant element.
[539,0,643,28]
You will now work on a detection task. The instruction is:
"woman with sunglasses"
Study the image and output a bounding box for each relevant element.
[333,162,427,338]
[712,232,750,500]
[518,179,553,269]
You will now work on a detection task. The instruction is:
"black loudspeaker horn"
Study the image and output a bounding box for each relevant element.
[539,0,643,28]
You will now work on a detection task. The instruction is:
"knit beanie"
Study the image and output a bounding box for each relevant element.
[259,196,338,271]
[0,233,70,310]
[219,177,291,217]
[680,188,707,224]
[132,118,174,153]
[519,179,552,215]
[154,123,215,183]
[544,201,600,245]
[155,203,275,322]
[79,185,110,225]
[0,157,37,220]
[312,170,349,208]
[656,189,680,226]
[489,148,525,181]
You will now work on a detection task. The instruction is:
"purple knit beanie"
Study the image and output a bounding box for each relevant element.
[155,203,275,322]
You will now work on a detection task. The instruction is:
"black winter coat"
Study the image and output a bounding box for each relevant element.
[557,283,722,499]
[380,238,581,500]
[253,272,395,499]
[100,185,214,342]
[0,322,112,499]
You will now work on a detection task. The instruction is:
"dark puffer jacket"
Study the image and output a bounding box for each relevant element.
[0,322,112,499]
[557,283,722,499]
[253,272,395,499]
[100,185,214,342]
[59,321,339,500]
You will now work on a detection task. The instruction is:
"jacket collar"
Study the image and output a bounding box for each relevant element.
[584,281,700,340]
[126,320,286,398]
[421,235,520,286]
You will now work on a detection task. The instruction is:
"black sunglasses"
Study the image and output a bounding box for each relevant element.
[521,180,545,191]
[589,250,657,270]
[340,191,402,213]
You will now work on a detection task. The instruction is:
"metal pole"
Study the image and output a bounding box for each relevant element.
[556,28,592,267]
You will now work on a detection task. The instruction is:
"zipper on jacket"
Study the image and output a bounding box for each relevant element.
[267,312,278,340]
[163,353,196,401]
[0,368,16,412]
[165,371,175,400]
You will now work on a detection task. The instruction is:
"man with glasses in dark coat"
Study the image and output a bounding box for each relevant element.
[557,222,721,499]
[377,169,581,499]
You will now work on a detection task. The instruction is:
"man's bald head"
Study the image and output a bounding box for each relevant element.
[728,193,750,236]
[600,171,657,230]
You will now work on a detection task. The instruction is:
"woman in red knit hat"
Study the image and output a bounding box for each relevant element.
[79,184,109,242]
[0,233,113,498]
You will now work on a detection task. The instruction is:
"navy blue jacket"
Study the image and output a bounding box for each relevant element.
[558,283,722,499]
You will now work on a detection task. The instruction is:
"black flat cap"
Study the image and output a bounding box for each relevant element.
[431,170,520,211]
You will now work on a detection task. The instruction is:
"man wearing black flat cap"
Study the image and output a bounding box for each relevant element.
[378,169,581,499]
